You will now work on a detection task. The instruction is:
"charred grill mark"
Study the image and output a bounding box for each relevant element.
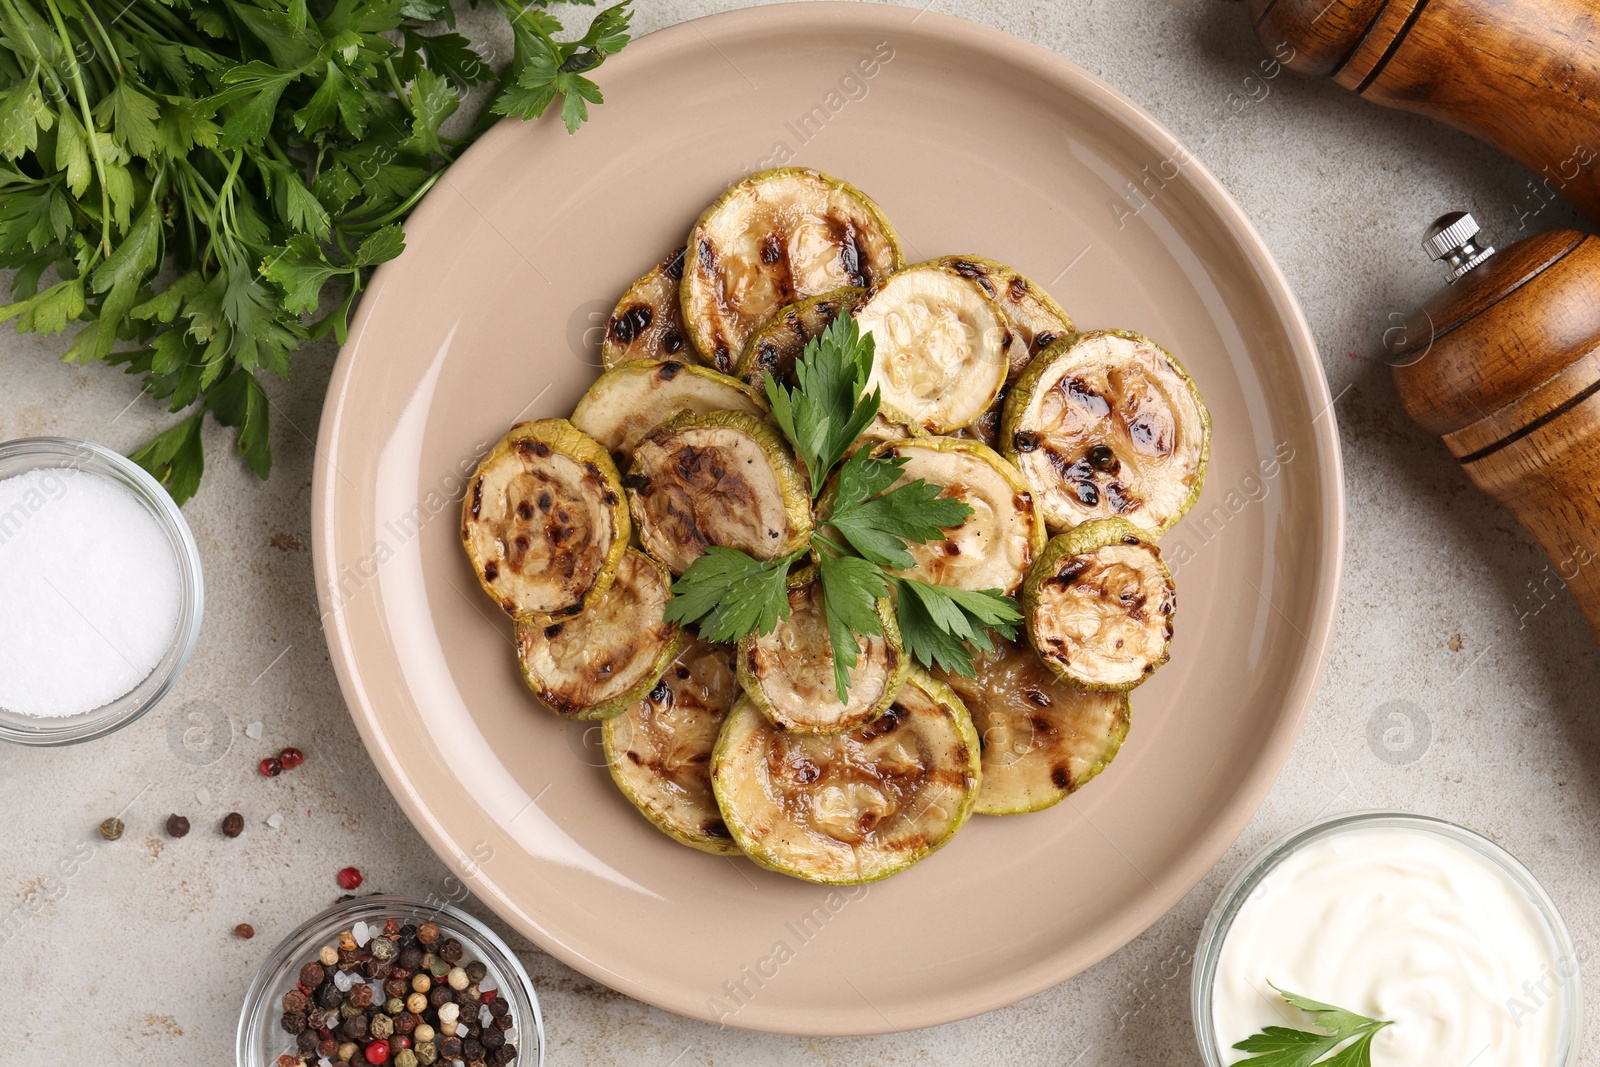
[1049,558,1090,588]
[663,331,685,353]
[1023,688,1052,708]
[1043,445,1100,507]
[622,472,650,492]
[1063,376,1110,417]
[1034,331,1058,350]
[760,232,783,264]
[949,259,983,279]
[714,343,732,372]
[1008,276,1029,302]
[697,238,717,274]
[544,623,564,639]
[501,600,517,616]
[483,562,499,582]
[657,360,683,381]
[704,820,733,839]
[855,703,906,742]
[663,245,687,280]
[516,500,534,520]
[1104,480,1137,513]
[1086,444,1119,472]
[1012,430,1040,453]
[1050,765,1072,790]
[602,490,619,506]
[471,477,483,518]
[609,304,653,346]
[1028,715,1054,736]
[675,665,692,680]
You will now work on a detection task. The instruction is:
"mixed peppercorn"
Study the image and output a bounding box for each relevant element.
[277,917,517,1067]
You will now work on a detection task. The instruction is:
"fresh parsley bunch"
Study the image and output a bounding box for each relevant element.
[0,0,630,502]
[664,315,1023,701]
[1233,985,1393,1067]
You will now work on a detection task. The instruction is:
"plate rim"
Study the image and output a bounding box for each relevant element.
[312,0,1345,1035]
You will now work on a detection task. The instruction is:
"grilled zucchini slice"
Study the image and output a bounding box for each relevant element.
[737,576,909,734]
[712,671,981,884]
[570,359,767,462]
[934,256,1073,380]
[602,247,696,368]
[604,637,743,855]
[734,286,865,387]
[1002,330,1210,535]
[514,549,686,718]
[1022,519,1175,691]
[461,419,629,621]
[938,639,1130,815]
[626,409,812,575]
[682,168,902,373]
[853,262,1010,433]
[871,437,1046,596]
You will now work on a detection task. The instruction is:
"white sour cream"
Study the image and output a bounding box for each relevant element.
[1213,826,1569,1067]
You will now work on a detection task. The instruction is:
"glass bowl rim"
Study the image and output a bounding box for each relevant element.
[0,435,205,746]
[1190,809,1584,1066]
[235,892,546,1067]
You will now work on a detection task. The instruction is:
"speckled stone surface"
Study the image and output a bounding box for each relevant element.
[3,1,1597,1063]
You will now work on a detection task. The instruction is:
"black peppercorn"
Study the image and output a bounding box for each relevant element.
[283,990,309,1014]
[347,983,373,1009]
[439,1036,462,1059]
[428,986,451,1009]
[481,1028,504,1050]
[399,923,418,942]
[392,1011,418,1035]
[221,811,244,838]
[399,946,423,970]
[295,1029,318,1052]
[317,1037,339,1059]
[494,1044,517,1066]
[438,938,464,964]
[464,961,488,983]
[165,813,191,838]
[341,1014,368,1040]
[384,977,409,1000]
[487,995,509,1018]
[317,982,343,1010]
[299,962,325,988]
[493,1014,512,1031]
[337,947,361,967]
[280,1012,307,1035]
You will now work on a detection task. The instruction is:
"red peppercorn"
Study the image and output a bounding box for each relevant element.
[259,757,282,777]
[394,1036,411,1049]
[336,866,363,890]
[481,989,496,1003]
[364,1039,389,1065]
[279,747,305,769]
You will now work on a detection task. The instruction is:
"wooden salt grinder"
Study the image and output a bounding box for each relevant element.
[1247,0,1600,225]
[1386,214,1600,641]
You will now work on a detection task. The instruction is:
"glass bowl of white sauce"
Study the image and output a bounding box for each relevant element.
[1193,811,1582,1067]
[0,437,204,746]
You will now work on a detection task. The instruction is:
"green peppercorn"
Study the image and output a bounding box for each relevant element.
[414,1043,439,1067]
[465,961,488,983]
[427,956,451,979]
[395,1051,418,1067]
[384,996,405,1016]
[97,817,124,841]
[370,936,396,961]
[369,1013,395,1040]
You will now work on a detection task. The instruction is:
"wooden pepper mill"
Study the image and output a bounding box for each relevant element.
[1248,0,1600,224]
[1384,216,1600,639]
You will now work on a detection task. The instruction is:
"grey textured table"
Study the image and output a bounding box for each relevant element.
[3,1,1597,1063]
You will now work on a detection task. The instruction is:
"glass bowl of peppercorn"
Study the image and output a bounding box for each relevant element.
[237,894,543,1067]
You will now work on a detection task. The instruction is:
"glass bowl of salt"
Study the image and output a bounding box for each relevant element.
[0,437,204,746]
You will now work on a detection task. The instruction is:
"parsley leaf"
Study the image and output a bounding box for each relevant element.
[766,314,881,494]
[892,578,1021,677]
[815,551,887,701]
[665,548,802,644]
[828,448,973,569]
[1232,987,1392,1067]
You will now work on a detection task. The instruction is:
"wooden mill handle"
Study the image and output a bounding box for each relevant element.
[1390,233,1600,641]
[1251,0,1600,224]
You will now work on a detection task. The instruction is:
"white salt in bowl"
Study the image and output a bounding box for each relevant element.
[0,437,204,746]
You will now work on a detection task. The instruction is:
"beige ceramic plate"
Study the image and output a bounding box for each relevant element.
[313,3,1343,1035]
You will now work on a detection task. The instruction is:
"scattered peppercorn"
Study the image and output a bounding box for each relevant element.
[259,756,283,777]
[337,866,364,890]
[165,813,191,838]
[97,816,124,841]
[221,811,245,837]
[279,746,305,769]
[234,923,255,939]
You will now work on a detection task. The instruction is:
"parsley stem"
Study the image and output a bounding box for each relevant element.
[44,0,113,249]
[811,532,851,559]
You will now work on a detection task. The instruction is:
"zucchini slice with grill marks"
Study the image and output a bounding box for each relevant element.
[682,168,902,374]
[733,286,865,387]
[737,575,909,734]
[711,670,981,884]
[938,639,1130,815]
[934,256,1074,380]
[1022,519,1175,691]
[604,637,742,854]
[514,549,686,718]
[1002,330,1210,535]
[602,247,696,368]
[871,437,1045,596]
[853,262,1010,433]
[461,419,629,621]
[570,359,767,462]
[626,409,812,575]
